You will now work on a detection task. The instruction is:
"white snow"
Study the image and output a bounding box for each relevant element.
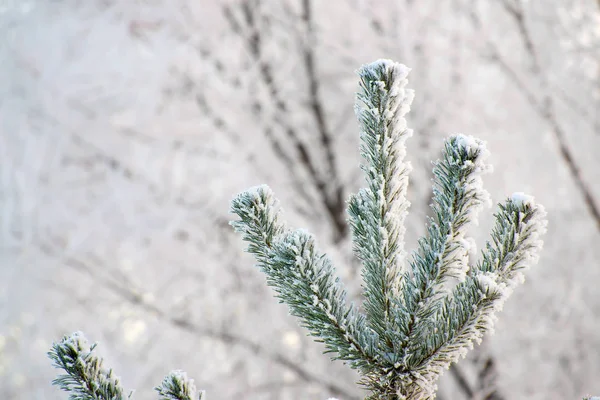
[511,192,535,207]
[475,272,501,293]
[244,184,271,198]
[459,236,478,261]
[62,331,91,353]
[164,370,198,398]
[362,59,411,81]
[454,134,483,152]
[358,59,411,103]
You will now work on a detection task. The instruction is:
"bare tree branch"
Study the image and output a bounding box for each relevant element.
[449,365,474,398]
[469,3,600,234]
[476,356,504,400]
[300,0,347,240]
[223,0,348,242]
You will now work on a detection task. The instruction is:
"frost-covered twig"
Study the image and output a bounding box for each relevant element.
[48,332,130,400]
[231,59,548,399]
[49,332,204,400]
[155,370,204,400]
[394,134,492,363]
[397,195,547,397]
[230,186,382,373]
[348,60,414,346]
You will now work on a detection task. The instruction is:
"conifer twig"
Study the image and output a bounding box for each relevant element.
[348,60,414,349]
[396,134,492,366]
[48,332,130,400]
[49,332,205,400]
[230,185,382,373]
[155,370,204,400]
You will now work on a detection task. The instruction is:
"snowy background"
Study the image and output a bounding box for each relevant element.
[1,1,599,399]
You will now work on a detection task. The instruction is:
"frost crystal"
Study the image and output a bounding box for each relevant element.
[454,134,482,152]
[48,332,128,400]
[62,331,91,353]
[475,271,502,294]
[361,59,411,83]
[511,191,535,207]
[156,370,199,400]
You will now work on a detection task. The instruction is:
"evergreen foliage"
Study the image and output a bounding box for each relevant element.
[230,60,548,399]
[47,60,569,399]
[48,332,202,400]
[48,332,131,400]
[155,371,204,400]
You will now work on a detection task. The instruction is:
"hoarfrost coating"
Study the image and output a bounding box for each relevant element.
[510,192,536,207]
[359,59,411,80]
[453,134,484,153]
[61,331,91,353]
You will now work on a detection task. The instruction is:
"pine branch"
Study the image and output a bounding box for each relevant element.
[155,370,204,400]
[348,60,414,347]
[474,193,547,281]
[230,185,383,373]
[48,332,130,400]
[49,332,205,400]
[395,134,491,365]
[399,195,547,396]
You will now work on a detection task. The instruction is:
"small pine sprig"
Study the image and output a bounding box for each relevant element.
[48,331,130,400]
[230,186,383,373]
[155,370,204,400]
[49,332,205,400]
[348,60,414,349]
[395,134,492,364]
[396,195,547,397]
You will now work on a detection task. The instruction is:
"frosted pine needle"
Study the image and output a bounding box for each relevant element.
[155,370,204,400]
[48,332,131,400]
